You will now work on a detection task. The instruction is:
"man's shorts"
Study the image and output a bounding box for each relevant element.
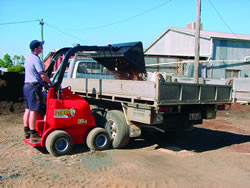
[23,83,42,111]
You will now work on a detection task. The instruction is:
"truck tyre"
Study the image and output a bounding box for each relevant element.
[105,110,130,149]
[86,127,110,151]
[45,130,73,157]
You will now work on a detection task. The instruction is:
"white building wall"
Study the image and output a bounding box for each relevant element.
[145,30,211,57]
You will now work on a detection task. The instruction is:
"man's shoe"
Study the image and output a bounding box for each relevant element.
[30,133,41,143]
[24,130,30,139]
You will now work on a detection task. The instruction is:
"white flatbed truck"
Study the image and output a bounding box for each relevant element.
[48,42,232,149]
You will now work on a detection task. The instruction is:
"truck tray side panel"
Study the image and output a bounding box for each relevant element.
[62,78,232,106]
[62,78,155,101]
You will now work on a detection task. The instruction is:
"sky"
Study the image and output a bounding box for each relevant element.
[0,0,250,60]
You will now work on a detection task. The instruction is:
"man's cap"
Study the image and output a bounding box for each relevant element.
[29,40,45,50]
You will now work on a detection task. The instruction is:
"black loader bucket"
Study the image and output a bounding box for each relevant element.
[51,41,146,91]
[91,41,146,75]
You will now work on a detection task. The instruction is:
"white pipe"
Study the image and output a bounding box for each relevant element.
[146,59,249,67]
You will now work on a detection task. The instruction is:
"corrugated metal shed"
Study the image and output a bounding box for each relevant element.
[145,27,250,60]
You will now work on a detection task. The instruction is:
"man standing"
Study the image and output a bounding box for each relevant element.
[23,40,51,143]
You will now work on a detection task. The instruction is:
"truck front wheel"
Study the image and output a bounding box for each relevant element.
[105,110,130,149]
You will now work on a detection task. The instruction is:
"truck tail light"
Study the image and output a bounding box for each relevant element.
[158,107,169,112]
[217,104,225,110]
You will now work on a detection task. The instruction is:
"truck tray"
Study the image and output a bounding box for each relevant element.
[62,76,232,106]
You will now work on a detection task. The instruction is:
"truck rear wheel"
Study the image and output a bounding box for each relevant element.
[105,110,130,149]
[87,127,110,151]
[45,130,72,157]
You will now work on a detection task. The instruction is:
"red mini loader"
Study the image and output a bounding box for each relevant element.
[23,86,111,156]
[23,46,120,156]
[24,87,110,156]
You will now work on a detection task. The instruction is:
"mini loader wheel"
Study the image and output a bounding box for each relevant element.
[45,130,73,156]
[105,110,130,149]
[87,127,110,151]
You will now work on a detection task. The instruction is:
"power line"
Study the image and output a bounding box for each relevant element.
[0,18,92,44]
[208,0,235,34]
[45,23,91,44]
[0,1,174,45]
[72,0,174,31]
[0,19,40,25]
[43,1,174,44]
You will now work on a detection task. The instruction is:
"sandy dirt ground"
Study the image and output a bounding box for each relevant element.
[0,102,250,188]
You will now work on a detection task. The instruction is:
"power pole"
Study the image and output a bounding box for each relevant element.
[194,0,201,83]
[40,18,44,61]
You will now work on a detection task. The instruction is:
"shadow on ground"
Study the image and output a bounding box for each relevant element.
[128,127,250,153]
[35,127,250,155]
[35,144,89,155]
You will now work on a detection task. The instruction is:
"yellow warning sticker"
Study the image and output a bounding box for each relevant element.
[54,108,75,118]
[77,119,87,124]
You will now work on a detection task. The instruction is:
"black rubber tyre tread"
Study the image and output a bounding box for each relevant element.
[105,110,130,149]
[45,130,72,157]
[86,127,111,151]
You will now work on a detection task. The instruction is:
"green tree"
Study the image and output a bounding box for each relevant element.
[0,54,25,73]
[0,59,5,67]
[12,55,25,65]
[7,65,24,73]
[0,53,13,68]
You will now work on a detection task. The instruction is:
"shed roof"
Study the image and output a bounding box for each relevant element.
[145,27,250,53]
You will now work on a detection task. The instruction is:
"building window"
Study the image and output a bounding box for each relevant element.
[144,56,180,74]
[225,69,240,79]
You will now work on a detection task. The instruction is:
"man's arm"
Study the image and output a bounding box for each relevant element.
[40,72,52,85]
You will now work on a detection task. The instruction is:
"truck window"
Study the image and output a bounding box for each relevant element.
[76,61,115,79]
[77,63,87,73]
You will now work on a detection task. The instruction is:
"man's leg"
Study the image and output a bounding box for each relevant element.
[24,84,41,143]
[29,110,37,130]
[23,84,31,139]
[29,110,41,143]
[23,109,30,139]
[23,109,30,126]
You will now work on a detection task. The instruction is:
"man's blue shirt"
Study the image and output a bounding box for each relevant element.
[24,53,44,83]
